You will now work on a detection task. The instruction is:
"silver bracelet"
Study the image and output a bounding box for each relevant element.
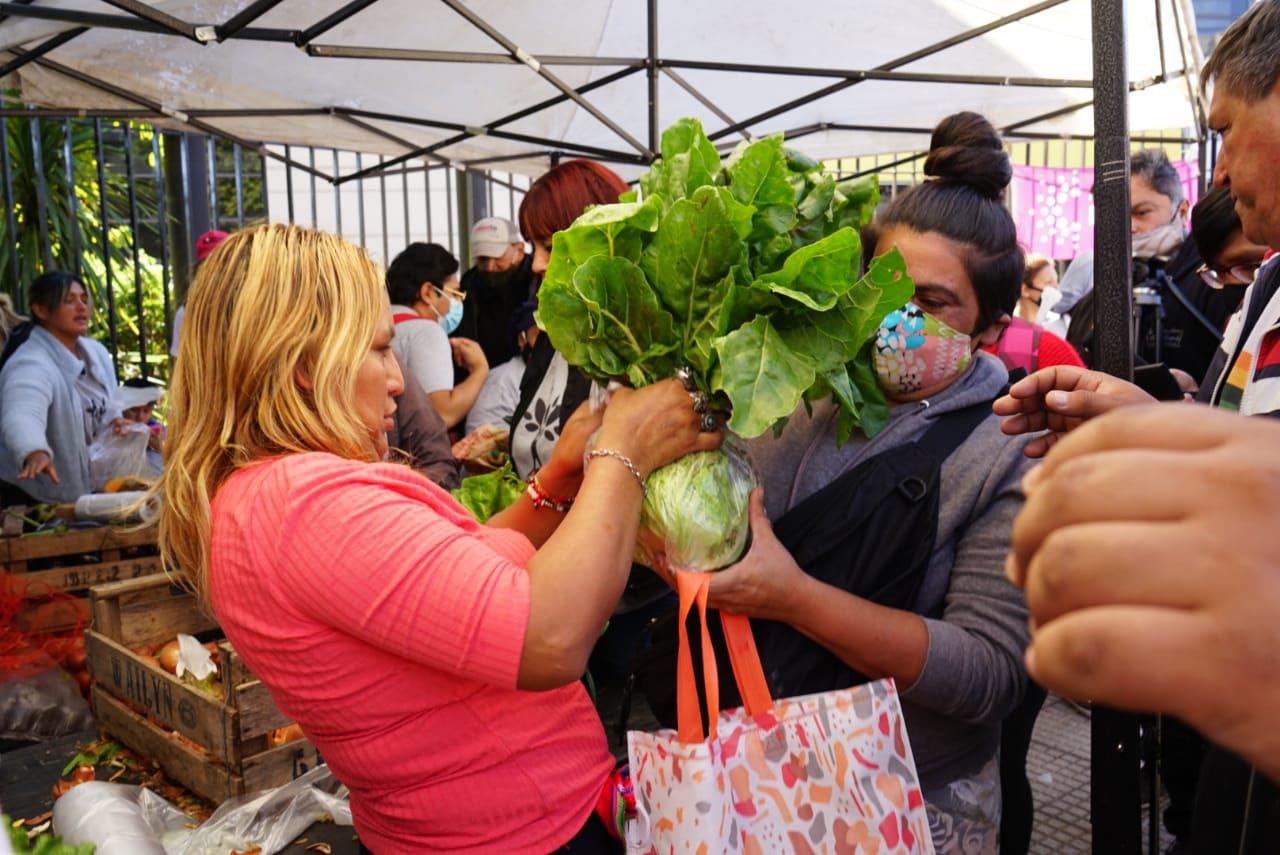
[584,448,647,494]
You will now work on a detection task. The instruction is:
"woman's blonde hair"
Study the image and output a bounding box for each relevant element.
[153,224,385,603]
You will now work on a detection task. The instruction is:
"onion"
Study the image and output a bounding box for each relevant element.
[156,640,181,674]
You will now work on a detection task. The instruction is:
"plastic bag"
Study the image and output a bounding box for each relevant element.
[53,765,353,855]
[632,440,756,573]
[0,656,94,742]
[88,424,152,491]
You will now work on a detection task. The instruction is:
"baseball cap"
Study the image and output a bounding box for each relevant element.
[470,218,521,259]
[117,378,163,410]
[195,229,231,263]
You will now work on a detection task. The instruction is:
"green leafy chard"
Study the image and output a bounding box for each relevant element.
[536,118,914,572]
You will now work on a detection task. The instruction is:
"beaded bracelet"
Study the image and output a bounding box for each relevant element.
[525,469,574,512]
[584,448,647,494]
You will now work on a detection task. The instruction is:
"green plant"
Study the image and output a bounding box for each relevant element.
[0,102,171,381]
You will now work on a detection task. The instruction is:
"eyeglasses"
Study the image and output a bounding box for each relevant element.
[1196,262,1260,290]
[440,284,467,301]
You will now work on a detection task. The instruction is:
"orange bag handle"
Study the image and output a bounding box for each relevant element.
[675,570,719,744]
[675,572,776,743]
[719,611,775,717]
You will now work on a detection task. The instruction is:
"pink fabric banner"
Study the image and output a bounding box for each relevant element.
[1011,160,1200,260]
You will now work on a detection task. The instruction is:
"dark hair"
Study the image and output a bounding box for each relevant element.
[1190,185,1245,265]
[1130,149,1183,207]
[385,243,459,306]
[28,271,83,327]
[863,112,1022,331]
[123,376,160,389]
[1202,0,1280,101]
[519,160,628,243]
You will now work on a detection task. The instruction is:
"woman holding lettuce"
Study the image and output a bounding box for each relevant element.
[706,112,1034,852]
[154,224,717,854]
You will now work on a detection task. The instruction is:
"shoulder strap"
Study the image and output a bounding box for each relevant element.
[914,397,998,463]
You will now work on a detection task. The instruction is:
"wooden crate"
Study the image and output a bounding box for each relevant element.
[86,575,319,803]
[2,524,163,595]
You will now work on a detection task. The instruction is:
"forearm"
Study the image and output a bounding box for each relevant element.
[515,459,645,689]
[431,371,489,427]
[486,457,582,548]
[782,575,930,687]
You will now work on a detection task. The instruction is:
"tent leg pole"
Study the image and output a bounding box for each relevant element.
[1091,0,1140,848]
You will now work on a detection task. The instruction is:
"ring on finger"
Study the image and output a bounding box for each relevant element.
[700,413,718,432]
[690,392,708,413]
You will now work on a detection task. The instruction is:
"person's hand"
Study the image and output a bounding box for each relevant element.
[19,450,59,485]
[706,489,811,623]
[450,338,488,374]
[595,379,722,478]
[992,365,1155,457]
[1008,404,1280,780]
[146,425,165,453]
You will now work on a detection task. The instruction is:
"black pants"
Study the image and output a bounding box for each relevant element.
[356,812,621,855]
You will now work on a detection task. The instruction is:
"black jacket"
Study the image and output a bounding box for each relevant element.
[453,255,536,368]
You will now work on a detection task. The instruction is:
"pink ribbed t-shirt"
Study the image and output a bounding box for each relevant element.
[209,453,612,854]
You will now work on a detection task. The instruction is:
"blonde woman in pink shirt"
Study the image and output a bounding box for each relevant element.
[153,224,719,854]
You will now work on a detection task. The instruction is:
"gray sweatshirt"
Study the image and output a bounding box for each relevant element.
[747,351,1033,790]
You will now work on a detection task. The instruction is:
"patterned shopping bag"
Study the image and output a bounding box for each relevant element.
[627,571,934,854]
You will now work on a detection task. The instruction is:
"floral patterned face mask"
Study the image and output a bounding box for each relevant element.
[872,301,973,396]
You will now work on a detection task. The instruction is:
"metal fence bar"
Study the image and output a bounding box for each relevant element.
[233,142,245,228]
[29,118,53,270]
[401,164,410,245]
[425,164,434,243]
[63,119,84,281]
[0,116,20,303]
[152,129,172,356]
[123,122,148,379]
[443,166,454,251]
[355,151,367,248]
[94,118,119,365]
[207,136,219,230]
[332,149,342,233]
[378,154,389,262]
[284,143,295,224]
[308,146,318,227]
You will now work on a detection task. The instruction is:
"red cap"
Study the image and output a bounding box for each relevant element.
[195,229,231,263]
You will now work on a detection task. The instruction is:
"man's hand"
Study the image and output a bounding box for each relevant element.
[1009,404,1280,780]
[993,365,1155,457]
[18,450,59,485]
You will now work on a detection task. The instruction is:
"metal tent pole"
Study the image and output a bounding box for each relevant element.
[1091,0,1140,848]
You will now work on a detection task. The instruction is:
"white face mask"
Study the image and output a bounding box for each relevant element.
[1132,214,1186,258]
[1036,285,1063,321]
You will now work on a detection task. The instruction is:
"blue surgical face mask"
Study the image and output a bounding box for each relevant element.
[435,296,464,335]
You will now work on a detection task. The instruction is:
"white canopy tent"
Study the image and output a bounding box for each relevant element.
[0,0,1205,182]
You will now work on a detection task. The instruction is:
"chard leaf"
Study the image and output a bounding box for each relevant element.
[831,174,881,231]
[452,463,525,522]
[847,350,891,439]
[854,247,915,345]
[643,118,721,203]
[727,135,794,209]
[557,196,661,264]
[797,175,837,223]
[643,186,747,378]
[713,316,817,438]
[755,228,860,310]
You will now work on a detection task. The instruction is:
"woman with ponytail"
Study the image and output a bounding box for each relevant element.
[701,113,1035,852]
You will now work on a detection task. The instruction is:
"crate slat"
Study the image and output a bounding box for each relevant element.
[92,687,244,804]
[2,525,157,564]
[18,555,163,595]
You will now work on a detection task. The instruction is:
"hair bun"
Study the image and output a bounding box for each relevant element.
[923,112,1012,199]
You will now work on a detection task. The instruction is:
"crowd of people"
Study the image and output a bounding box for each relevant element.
[2,2,1279,852]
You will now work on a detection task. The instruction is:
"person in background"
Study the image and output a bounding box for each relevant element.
[704,112,1033,853]
[385,242,488,429]
[0,293,24,346]
[1017,253,1069,336]
[1061,150,1233,384]
[455,217,536,368]
[998,4,1280,845]
[387,357,463,491]
[117,377,165,475]
[982,254,1084,375]
[169,229,230,361]
[511,160,628,477]
[1190,185,1267,301]
[155,223,718,853]
[464,300,538,436]
[0,272,119,505]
